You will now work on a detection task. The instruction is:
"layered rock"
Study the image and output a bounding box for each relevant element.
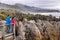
[16,19,60,40]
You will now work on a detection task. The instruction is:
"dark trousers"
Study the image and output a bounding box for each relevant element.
[6,25,10,33]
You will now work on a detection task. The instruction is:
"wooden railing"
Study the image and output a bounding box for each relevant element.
[0,23,16,40]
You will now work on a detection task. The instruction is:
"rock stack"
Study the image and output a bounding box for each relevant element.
[16,19,60,40]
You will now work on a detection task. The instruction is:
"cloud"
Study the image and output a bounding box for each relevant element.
[0,0,15,4]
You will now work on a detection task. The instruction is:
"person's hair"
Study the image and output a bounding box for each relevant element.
[12,17,14,20]
[7,15,9,16]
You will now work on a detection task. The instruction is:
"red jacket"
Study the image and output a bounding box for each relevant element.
[10,18,15,25]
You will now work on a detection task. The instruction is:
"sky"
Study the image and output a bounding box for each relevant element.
[0,0,60,17]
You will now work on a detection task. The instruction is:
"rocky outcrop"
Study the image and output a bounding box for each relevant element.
[16,19,60,40]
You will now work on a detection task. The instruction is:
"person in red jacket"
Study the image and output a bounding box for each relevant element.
[10,17,15,32]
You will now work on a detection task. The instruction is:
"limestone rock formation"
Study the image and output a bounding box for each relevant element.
[16,19,60,40]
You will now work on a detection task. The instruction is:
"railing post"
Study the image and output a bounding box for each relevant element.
[13,24,16,40]
[2,25,6,40]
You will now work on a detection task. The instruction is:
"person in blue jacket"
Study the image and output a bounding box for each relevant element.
[6,15,11,33]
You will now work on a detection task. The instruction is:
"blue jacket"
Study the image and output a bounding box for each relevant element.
[6,16,10,25]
